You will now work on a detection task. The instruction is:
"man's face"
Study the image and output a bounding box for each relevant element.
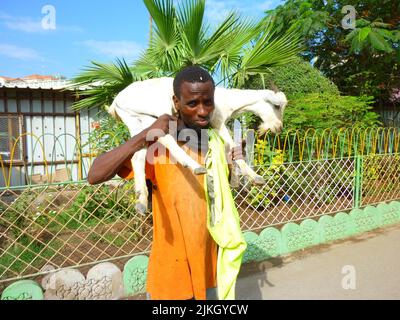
[173,80,215,130]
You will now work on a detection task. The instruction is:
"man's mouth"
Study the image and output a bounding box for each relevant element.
[196,119,210,126]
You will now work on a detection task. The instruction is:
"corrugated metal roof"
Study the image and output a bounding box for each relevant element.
[0,79,71,90]
[0,77,100,91]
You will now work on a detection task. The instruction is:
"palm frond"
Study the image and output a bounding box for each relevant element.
[177,0,206,59]
[233,21,303,87]
[196,12,241,64]
[69,59,136,111]
[143,0,178,48]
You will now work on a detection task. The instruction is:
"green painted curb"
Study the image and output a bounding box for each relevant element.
[281,222,302,254]
[242,231,259,263]
[123,255,149,296]
[1,280,43,300]
[300,219,321,248]
[257,227,282,259]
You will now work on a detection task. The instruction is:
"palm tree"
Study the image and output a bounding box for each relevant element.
[70,0,303,111]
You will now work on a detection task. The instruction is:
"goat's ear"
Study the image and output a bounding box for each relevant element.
[269,81,279,93]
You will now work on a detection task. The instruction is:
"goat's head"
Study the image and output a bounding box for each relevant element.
[248,89,288,134]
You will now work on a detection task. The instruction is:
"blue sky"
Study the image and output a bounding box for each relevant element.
[0,0,282,79]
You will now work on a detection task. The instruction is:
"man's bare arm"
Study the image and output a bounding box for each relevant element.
[87,114,176,185]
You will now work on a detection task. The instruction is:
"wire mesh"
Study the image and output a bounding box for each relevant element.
[0,137,399,287]
[0,180,152,283]
[235,158,355,232]
[361,154,400,206]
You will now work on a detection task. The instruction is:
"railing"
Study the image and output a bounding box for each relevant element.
[2,127,399,187]
[1,127,399,294]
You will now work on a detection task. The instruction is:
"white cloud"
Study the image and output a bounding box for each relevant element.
[0,11,82,33]
[256,1,274,11]
[0,43,42,60]
[3,16,43,33]
[204,0,279,24]
[80,40,144,59]
[205,0,234,25]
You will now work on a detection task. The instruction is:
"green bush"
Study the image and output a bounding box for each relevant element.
[1,191,41,240]
[284,93,381,132]
[245,56,340,97]
[64,182,136,226]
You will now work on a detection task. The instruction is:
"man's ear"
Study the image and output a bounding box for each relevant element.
[172,95,180,115]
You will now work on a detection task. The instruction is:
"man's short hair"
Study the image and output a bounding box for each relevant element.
[173,65,215,98]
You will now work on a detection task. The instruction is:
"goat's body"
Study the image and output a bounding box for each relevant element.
[110,77,175,121]
[108,77,287,214]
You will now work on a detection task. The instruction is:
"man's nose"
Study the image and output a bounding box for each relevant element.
[198,104,211,117]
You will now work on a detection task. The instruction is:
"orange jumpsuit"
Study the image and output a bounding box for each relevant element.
[118,142,218,300]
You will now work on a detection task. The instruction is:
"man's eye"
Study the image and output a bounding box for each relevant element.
[187,101,197,107]
[205,100,214,107]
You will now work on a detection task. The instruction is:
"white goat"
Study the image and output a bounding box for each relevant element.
[107,77,287,214]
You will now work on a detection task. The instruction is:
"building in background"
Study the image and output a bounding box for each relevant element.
[0,75,99,187]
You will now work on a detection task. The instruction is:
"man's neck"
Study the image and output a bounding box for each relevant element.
[177,121,209,154]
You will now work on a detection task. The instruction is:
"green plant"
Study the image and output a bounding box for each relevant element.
[0,235,62,277]
[247,146,288,209]
[64,182,136,227]
[1,191,42,241]
[265,0,400,113]
[363,154,400,196]
[86,111,130,154]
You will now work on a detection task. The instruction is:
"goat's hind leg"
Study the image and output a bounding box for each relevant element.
[216,125,265,185]
[157,134,206,175]
[131,149,149,215]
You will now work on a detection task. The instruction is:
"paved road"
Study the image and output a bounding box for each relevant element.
[236,223,400,300]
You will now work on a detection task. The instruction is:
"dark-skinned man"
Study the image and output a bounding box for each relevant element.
[87,66,246,300]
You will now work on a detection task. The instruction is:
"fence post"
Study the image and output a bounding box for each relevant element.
[353,155,363,208]
[245,129,255,167]
[75,113,83,181]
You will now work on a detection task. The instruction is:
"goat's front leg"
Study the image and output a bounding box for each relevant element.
[131,148,149,215]
[157,134,207,175]
[216,125,265,185]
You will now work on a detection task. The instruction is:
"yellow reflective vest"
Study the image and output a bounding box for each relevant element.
[204,128,247,300]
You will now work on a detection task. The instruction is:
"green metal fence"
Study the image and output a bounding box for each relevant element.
[1,127,400,295]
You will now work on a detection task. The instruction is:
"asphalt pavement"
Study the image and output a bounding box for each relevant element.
[236,223,400,300]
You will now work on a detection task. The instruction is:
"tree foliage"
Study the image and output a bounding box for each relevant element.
[266,0,400,108]
[244,56,380,131]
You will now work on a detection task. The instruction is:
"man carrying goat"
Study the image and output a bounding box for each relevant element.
[87,66,247,300]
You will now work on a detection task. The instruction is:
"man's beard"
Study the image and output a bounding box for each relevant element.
[177,120,209,154]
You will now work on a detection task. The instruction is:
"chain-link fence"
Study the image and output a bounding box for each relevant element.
[0,181,152,285]
[1,127,400,290]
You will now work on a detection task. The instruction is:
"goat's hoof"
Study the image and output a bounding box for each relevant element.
[135,203,147,215]
[252,176,266,185]
[194,167,207,175]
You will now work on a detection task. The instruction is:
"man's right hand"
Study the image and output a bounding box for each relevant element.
[141,114,178,145]
[148,114,178,135]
